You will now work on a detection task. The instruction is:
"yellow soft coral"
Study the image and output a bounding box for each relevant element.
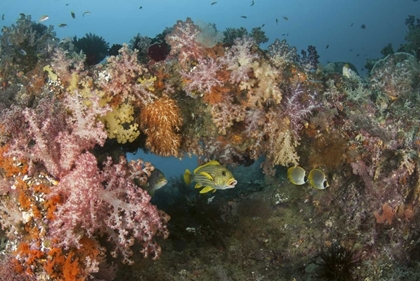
[102,103,140,144]
[249,60,283,107]
[43,65,58,81]
[137,76,157,92]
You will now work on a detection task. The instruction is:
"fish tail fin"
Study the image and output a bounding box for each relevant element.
[184,169,192,185]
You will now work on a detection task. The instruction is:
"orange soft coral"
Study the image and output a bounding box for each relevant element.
[140,96,183,156]
[0,145,28,177]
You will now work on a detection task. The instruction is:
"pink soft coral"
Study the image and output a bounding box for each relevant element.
[98,44,156,106]
[180,57,223,97]
[50,154,169,264]
[220,37,259,83]
[165,17,204,66]
[9,92,109,178]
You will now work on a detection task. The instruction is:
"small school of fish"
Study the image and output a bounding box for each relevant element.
[287,166,329,190]
[184,160,237,194]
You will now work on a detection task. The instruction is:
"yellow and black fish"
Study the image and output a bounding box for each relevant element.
[287,166,307,185]
[288,166,329,190]
[184,160,237,194]
[308,169,329,190]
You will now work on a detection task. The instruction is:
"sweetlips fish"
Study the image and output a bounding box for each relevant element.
[141,168,168,196]
[184,160,237,194]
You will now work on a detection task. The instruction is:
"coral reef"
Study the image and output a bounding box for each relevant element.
[0,14,420,281]
[369,52,420,102]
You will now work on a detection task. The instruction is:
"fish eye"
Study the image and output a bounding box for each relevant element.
[222,171,226,176]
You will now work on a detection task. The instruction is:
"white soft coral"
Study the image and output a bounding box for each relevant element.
[220,37,259,83]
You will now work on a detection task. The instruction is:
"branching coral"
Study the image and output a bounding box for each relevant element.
[221,36,259,84]
[279,84,319,138]
[263,108,300,166]
[210,94,246,135]
[140,96,183,156]
[247,60,283,107]
[267,39,298,68]
[0,93,169,279]
[50,153,169,263]
[6,92,108,178]
[98,44,156,106]
[165,17,204,66]
[181,57,223,97]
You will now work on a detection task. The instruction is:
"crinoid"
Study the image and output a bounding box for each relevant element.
[315,242,361,281]
[73,33,109,66]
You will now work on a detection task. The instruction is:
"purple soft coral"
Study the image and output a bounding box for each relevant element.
[280,84,319,139]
